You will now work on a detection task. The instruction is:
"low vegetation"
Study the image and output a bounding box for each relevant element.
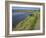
[13,10,40,31]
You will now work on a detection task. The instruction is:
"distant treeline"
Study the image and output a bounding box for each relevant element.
[12,10,40,13]
[15,10,32,12]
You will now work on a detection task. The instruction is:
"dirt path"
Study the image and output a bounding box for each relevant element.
[34,18,40,30]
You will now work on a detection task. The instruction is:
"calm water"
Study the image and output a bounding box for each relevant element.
[12,12,32,28]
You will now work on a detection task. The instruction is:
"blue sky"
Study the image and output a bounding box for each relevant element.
[12,7,40,10]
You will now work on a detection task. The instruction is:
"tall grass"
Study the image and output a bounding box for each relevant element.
[13,10,40,31]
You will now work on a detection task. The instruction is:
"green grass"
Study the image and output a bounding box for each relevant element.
[13,10,40,31]
[15,16,37,30]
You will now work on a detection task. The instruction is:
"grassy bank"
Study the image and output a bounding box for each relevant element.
[13,10,40,31]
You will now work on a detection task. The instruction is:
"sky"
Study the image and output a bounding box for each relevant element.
[12,7,40,10]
